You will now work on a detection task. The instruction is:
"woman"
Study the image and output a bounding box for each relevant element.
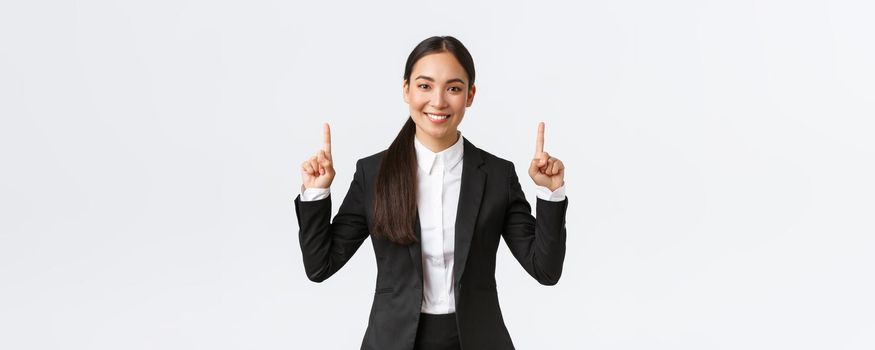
[294,36,568,350]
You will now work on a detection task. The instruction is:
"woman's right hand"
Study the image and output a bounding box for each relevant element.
[301,123,335,189]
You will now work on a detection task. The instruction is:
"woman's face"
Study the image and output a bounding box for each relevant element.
[403,51,476,148]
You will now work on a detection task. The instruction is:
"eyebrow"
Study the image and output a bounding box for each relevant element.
[414,75,466,85]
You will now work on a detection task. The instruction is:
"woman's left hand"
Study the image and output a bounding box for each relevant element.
[528,122,565,191]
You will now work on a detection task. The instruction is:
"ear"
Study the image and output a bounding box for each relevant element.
[465,84,476,107]
[402,80,410,104]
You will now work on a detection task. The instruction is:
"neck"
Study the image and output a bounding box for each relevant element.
[415,129,460,153]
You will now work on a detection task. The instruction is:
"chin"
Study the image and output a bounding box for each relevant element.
[422,128,447,138]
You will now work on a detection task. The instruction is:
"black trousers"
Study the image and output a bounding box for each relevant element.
[413,313,461,350]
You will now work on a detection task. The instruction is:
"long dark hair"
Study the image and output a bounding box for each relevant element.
[371,36,476,245]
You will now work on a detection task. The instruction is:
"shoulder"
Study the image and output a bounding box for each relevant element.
[479,147,513,169]
[354,149,387,175]
[464,138,516,176]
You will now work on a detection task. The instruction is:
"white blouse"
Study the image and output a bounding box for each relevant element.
[299,132,565,314]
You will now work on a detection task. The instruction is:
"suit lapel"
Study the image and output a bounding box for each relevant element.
[407,138,486,287]
[408,211,423,282]
[453,139,486,286]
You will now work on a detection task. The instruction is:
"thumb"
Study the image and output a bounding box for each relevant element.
[318,150,333,171]
[528,158,541,177]
[537,152,550,167]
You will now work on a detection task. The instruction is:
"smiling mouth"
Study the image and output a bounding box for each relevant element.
[425,113,451,121]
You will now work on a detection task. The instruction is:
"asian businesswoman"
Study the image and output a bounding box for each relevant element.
[293,36,568,350]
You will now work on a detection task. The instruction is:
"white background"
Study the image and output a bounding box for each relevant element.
[2,0,874,349]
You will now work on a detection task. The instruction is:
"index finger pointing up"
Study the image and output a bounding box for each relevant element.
[322,122,332,155]
[535,121,545,155]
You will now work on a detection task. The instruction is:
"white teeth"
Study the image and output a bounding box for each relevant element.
[426,113,449,121]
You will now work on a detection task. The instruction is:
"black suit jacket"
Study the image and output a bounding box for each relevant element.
[293,138,568,350]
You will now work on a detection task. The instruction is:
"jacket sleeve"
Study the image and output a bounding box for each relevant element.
[501,161,568,286]
[293,159,370,283]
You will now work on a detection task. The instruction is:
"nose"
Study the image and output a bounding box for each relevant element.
[430,89,448,109]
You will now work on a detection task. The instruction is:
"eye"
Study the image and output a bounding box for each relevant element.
[448,86,462,92]
[418,84,430,90]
